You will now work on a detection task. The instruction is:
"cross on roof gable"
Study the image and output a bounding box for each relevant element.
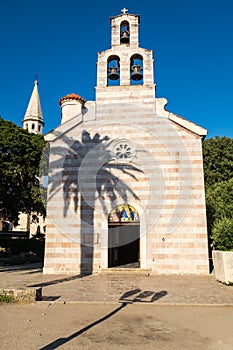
[121,7,128,14]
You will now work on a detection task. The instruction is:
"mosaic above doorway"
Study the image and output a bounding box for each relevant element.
[109,205,139,223]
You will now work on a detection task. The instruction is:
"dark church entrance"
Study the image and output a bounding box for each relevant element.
[108,205,140,268]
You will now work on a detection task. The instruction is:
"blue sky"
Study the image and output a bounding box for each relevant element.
[0,0,232,138]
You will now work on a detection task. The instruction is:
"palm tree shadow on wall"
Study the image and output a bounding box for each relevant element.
[48,129,142,275]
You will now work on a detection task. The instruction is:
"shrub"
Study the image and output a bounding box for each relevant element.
[0,293,14,303]
[211,217,233,251]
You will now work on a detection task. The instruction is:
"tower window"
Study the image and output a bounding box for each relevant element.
[130,54,143,85]
[107,55,120,86]
[25,123,28,130]
[120,21,130,44]
[38,125,41,132]
[32,123,35,130]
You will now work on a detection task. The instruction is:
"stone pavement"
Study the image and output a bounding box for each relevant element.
[0,263,233,304]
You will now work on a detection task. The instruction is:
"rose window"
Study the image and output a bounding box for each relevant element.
[111,139,136,162]
[115,143,132,159]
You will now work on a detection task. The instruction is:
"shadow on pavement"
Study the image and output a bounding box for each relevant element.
[0,262,42,273]
[39,288,167,350]
[41,296,61,301]
[120,288,167,303]
[28,274,85,288]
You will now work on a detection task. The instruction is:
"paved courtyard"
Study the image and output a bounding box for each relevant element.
[1,263,233,349]
[0,263,233,304]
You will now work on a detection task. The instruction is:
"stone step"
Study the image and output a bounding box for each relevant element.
[100,268,151,276]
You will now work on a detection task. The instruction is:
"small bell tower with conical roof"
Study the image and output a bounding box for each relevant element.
[22,79,44,134]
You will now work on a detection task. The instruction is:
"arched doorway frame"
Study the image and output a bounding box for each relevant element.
[100,200,147,269]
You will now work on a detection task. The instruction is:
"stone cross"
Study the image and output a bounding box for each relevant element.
[121,8,128,14]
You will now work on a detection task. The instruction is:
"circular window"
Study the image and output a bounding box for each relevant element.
[110,138,136,162]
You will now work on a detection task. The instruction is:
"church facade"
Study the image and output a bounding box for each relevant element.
[43,10,209,275]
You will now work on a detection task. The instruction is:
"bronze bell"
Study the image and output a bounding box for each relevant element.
[108,66,120,80]
[120,30,130,44]
[131,65,143,81]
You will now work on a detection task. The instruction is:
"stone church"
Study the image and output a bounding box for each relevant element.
[43,10,209,275]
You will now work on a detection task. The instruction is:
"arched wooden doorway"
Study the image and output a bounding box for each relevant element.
[108,205,140,268]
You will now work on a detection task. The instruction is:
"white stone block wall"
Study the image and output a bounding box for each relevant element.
[43,101,209,275]
[111,14,140,48]
[97,47,154,89]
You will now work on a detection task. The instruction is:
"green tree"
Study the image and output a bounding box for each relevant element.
[203,136,233,187]
[205,178,233,227]
[211,217,233,251]
[0,117,46,225]
[203,136,233,249]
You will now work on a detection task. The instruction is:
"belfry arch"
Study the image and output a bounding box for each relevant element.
[130,54,143,84]
[107,55,120,86]
[120,20,130,44]
[108,204,140,268]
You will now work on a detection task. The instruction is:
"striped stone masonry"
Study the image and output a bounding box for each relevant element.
[43,100,209,275]
[43,11,209,276]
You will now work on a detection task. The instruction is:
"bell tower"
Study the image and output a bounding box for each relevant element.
[96,9,156,110]
[22,79,44,134]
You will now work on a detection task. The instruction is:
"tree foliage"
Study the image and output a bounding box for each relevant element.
[203,136,233,250]
[205,179,233,225]
[212,217,233,251]
[0,117,46,225]
[203,136,233,187]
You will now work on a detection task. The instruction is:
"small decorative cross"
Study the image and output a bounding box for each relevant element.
[121,7,128,14]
